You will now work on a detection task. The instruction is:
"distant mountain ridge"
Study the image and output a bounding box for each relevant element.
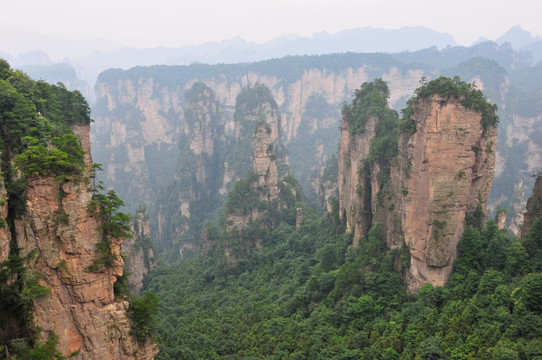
[5,25,542,100]
[3,26,455,90]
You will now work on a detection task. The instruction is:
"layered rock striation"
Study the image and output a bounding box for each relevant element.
[396,95,497,290]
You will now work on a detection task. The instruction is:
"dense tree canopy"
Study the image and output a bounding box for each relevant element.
[143,200,542,359]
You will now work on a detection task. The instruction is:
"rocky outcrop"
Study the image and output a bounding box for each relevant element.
[123,209,157,294]
[396,96,497,291]
[338,114,378,242]
[338,78,498,291]
[253,122,280,200]
[155,82,224,257]
[496,210,507,230]
[223,122,282,256]
[522,174,542,237]
[16,124,158,359]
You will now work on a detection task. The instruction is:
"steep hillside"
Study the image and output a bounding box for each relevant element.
[144,183,542,360]
[0,59,157,359]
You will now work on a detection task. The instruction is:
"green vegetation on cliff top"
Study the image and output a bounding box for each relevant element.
[402,76,499,130]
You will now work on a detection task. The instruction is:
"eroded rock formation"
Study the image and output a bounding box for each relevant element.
[222,86,299,260]
[16,125,158,359]
[92,60,427,215]
[522,174,542,237]
[123,209,157,294]
[396,96,497,290]
[338,78,498,291]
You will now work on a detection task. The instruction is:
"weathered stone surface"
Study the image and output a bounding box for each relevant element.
[338,93,497,291]
[522,174,542,237]
[253,123,280,200]
[397,97,497,291]
[16,125,158,359]
[123,210,157,294]
[338,115,378,243]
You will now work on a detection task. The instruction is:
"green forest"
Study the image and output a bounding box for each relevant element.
[145,207,542,359]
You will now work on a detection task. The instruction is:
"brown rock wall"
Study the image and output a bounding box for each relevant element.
[16,125,158,359]
[338,116,378,241]
[338,92,497,291]
[398,97,496,290]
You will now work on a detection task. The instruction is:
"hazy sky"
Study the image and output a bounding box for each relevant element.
[3,0,541,47]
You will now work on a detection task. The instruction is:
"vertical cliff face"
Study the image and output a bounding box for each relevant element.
[222,85,300,260]
[155,82,224,258]
[396,96,497,290]
[123,209,157,294]
[338,77,498,291]
[223,88,283,257]
[92,78,184,212]
[16,125,158,359]
[338,115,378,242]
[522,174,542,237]
[338,79,398,244]
[253,122,280,200]
[0,171,10,264]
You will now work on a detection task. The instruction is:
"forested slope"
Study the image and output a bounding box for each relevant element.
[145,208,542,359]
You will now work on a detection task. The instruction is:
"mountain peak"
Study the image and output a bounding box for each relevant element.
[496,25,541,49]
